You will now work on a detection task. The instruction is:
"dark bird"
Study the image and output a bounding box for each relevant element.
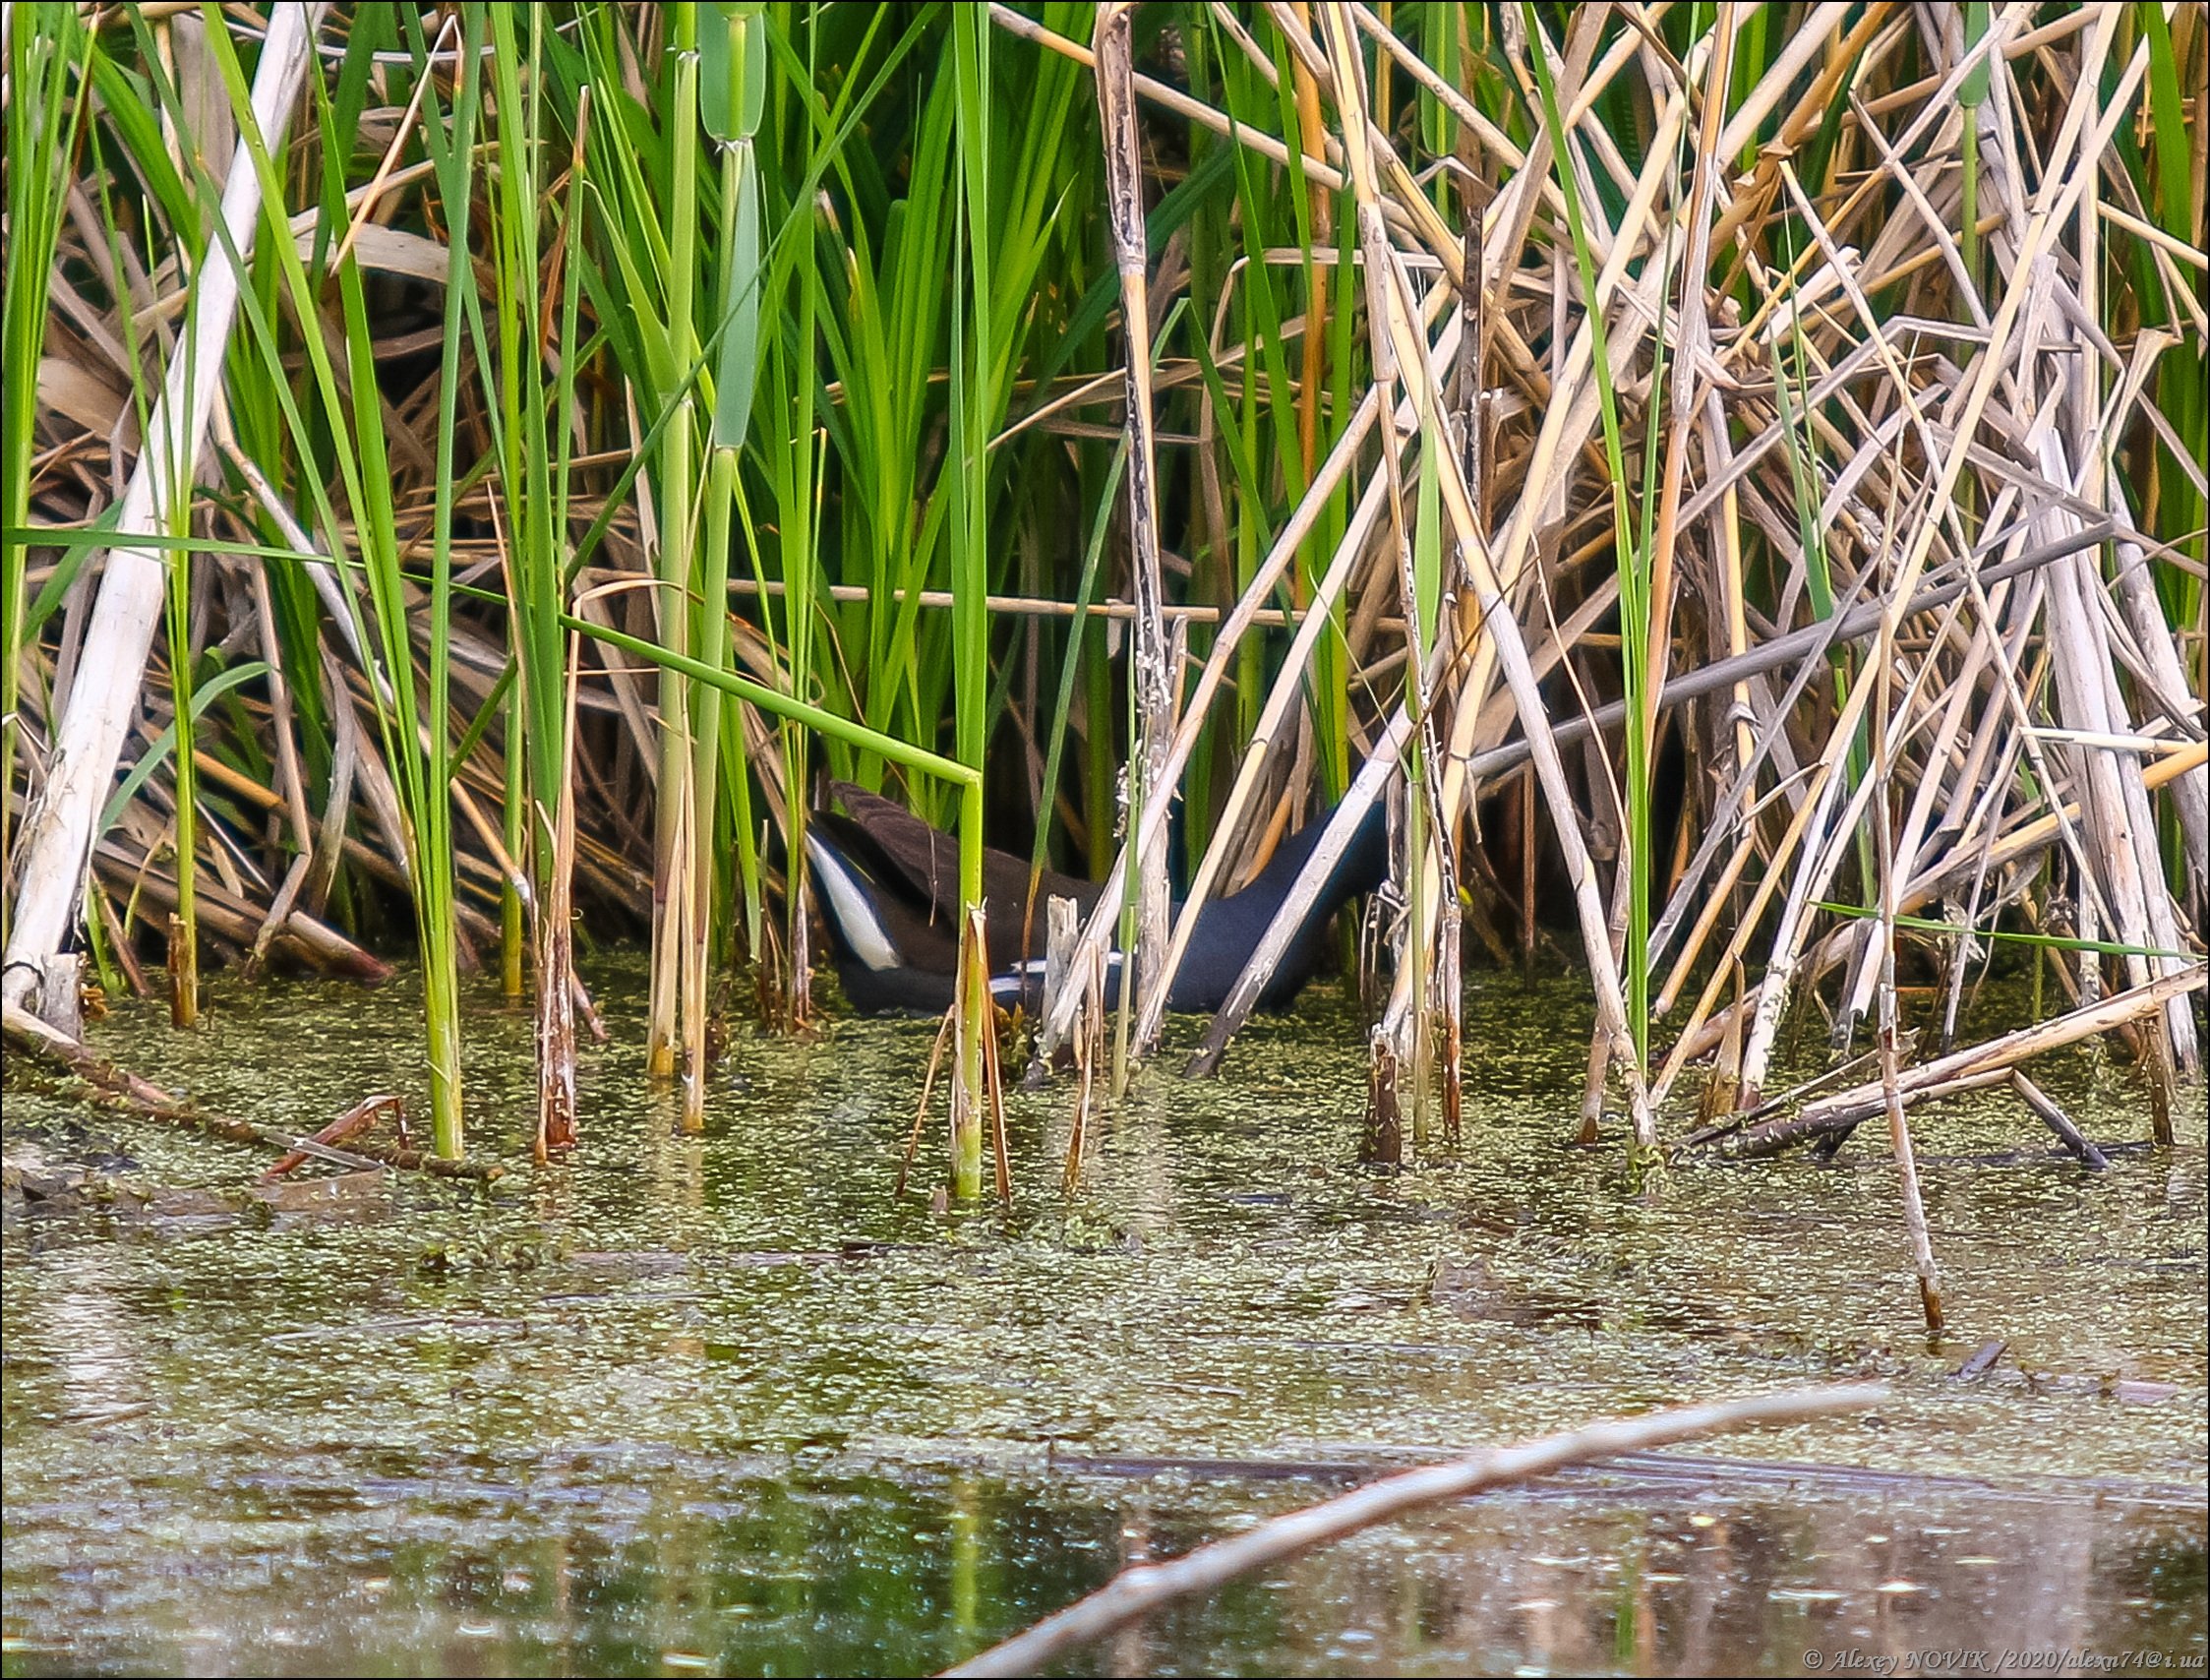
[805,780,1388,1016]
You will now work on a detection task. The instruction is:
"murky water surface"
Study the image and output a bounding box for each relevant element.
[4,963,2204,1675]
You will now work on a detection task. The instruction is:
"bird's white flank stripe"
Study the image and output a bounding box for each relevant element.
[806,834,900,972]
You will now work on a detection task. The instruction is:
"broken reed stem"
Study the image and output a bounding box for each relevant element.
[1060,1028,1091,1199]
[896,1007,955,1202]
[951,899,989,1200]
[986,994,1012,1206]
[3,1003,502,1183]
[1684,1069,2013,1163]
[2008,1071,2109,1170]
[940,1384,1887,1679]
[538,630,583,1158]
[261,1093,401,1181]
[1360,1021,1402,1168]
[1437,895,1463,1144]
[1877,809,1943,1332]
[1881,1009,1944,1336]
[165,911,198,1030]
[1061,936,1105,1198]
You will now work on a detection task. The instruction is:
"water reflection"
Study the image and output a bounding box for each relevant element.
[1,1449,2199,1676]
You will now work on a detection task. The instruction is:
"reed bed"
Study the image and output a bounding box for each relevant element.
[3,5,2203,1248]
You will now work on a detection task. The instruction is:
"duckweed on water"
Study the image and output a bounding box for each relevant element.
[4,960,2204,1675]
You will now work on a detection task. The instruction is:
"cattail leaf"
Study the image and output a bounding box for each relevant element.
[738,3,767,138]
[699,2,740,143]
[712,143,761,450]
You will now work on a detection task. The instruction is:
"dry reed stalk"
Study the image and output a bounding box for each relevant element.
[895,1008,955,1202]
[1093,3,1173,1052]
[1872,563,1943,1333]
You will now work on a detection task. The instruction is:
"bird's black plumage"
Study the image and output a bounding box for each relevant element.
[804,781,1388,1016]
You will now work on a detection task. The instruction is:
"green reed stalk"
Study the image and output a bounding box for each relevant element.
[1957,2,1990,298]
[639,4,704,1081]
[571,619,980,789]
[375,5,476,1153]
[341,53,462,1156]
[947,2,994,1198]
[161,427,198,1027]
[688,439,737,1100]
[157,11,470,1151]
[483,4,584,1147]
[713,1,797,1018]
[1815,901,2194,964]
[341,246,464,1145]
[690,0,763,1095]
[2135,2,2206,897]
[503,684,526,998]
